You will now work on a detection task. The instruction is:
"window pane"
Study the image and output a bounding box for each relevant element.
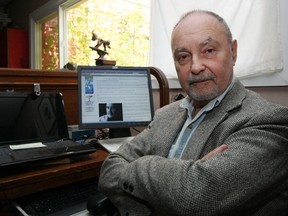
[66,0,150,67]
[41,15,59,70]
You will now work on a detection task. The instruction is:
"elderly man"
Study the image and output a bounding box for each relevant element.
[98,10,288,216]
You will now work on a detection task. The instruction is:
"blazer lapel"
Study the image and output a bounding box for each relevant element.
[181,107,228,160]
[160,104,187,156]
[181,79,246,160]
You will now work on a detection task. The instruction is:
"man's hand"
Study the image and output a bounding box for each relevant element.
[201,144,228,161]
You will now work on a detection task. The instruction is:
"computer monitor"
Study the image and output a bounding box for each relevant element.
[77,66,154,138]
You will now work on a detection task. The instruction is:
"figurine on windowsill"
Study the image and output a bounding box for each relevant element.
[89,31,109,58]
[89,31,116,66]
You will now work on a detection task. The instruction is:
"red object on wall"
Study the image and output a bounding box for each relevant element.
[0,28,29,68]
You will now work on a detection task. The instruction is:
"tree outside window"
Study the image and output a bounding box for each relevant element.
[67,0,150,67]
[41,15,59,70]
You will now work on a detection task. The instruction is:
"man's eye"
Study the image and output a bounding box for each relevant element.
[176,53,191,64]
[204,48,216,57]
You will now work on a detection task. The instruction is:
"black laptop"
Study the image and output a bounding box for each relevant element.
[0,91,96,168]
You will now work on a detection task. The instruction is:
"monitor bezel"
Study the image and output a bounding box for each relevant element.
[77,66,154,130]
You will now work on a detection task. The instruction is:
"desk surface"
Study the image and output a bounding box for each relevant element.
[0,149,108,201]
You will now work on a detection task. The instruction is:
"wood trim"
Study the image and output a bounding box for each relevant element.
[150,67,170,107]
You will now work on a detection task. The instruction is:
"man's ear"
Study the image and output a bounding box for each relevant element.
[231,40,238,64]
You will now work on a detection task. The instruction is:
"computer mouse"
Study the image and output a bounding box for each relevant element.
[87,193,117,215]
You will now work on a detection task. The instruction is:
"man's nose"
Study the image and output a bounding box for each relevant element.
[191,56,205,74]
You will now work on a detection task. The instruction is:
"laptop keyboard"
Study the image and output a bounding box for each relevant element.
[0,139,96,168]
[45,139,84,151]
[45,139,77,147]
[8,140,80,157]
[14,177,101,216]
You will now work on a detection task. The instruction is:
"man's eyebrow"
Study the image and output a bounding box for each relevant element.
[173,48,190,58]
[200,37,220,46]
[174,47,189,53]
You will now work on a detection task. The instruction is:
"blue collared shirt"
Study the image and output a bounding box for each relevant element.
[168,79,235,158]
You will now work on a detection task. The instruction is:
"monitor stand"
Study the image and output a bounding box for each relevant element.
[109,128,131,138]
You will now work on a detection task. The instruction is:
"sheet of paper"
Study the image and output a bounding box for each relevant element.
[9,142,47,150]
[98,136,134,153]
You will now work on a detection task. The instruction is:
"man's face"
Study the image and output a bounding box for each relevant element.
[171,13,237,107]
[106,103,116,118]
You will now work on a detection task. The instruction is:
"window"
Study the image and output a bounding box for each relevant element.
[67,0,150,67]
[30,0,287,86]
[30,0,150,70]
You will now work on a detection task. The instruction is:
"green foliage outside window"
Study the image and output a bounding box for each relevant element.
[67,0,150,67]
[41,16,59,70]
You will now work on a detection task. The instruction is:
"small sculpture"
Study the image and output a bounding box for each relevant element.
[89,30,111,60]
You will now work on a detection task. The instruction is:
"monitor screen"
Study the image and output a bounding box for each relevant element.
[77,66,154,137]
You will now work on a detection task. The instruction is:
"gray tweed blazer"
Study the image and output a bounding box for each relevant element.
[99,79,288,216]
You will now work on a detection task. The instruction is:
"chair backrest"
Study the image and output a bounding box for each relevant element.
[149,67,169,107]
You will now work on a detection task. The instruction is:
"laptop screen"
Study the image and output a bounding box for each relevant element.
[0,92,69,145]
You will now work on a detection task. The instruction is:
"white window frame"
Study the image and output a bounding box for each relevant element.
[29,0,82,69]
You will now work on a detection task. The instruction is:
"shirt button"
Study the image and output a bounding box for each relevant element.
[123,182,129,190]
[128,184,134,192]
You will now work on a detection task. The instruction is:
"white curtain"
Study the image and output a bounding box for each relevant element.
[149,0,283,79]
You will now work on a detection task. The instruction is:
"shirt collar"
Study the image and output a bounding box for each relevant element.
[180,76,235,119]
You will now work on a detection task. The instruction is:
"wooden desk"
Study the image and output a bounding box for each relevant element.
[0,149,108,214]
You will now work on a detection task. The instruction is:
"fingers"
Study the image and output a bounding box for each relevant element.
[201,144,228,161]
